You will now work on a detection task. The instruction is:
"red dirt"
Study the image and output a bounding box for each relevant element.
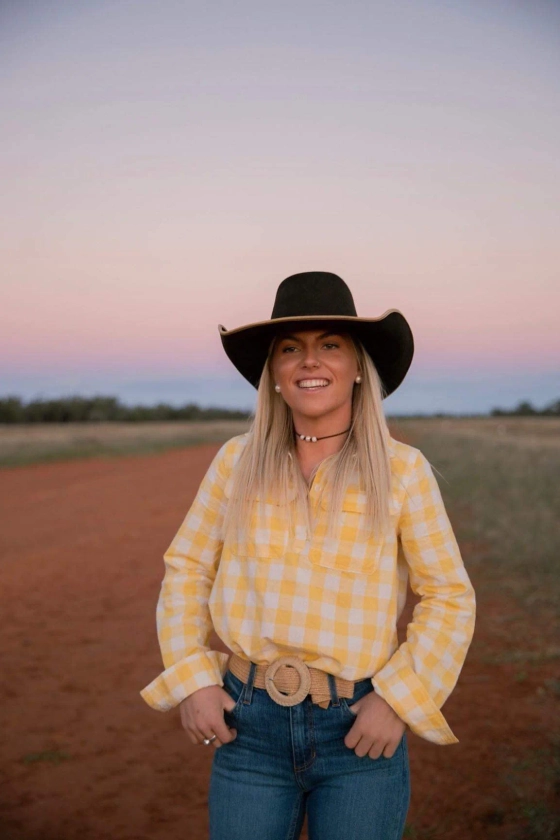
[1,444,557,840]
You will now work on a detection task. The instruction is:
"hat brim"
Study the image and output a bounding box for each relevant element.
[218,310,414,398]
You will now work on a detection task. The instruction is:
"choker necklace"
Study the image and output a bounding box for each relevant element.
[295,426,351,443]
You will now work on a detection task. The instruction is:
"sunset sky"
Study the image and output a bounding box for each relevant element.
[1,0,559,414]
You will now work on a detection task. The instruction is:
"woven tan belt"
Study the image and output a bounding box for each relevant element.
[228,653,356,709]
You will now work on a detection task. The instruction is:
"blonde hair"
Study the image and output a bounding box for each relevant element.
[223,335,392,545]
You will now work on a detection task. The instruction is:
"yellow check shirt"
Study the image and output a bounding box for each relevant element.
[140,433,476,745]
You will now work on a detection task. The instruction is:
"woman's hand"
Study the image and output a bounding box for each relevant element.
[344,692,406,759]
[179,685,238,749]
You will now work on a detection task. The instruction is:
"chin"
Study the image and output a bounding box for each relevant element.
[293,402,337,419]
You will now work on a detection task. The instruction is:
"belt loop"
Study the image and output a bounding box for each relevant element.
[244,661,257,705]
[327,673,340,707]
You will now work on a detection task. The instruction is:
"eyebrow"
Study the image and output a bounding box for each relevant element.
[277,331,342,342]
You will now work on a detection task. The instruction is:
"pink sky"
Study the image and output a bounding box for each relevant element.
[1,1,559,412]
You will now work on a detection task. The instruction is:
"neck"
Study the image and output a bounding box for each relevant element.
[292,406,352,460]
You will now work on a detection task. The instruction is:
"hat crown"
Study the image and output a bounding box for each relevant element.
[271,272,358,320]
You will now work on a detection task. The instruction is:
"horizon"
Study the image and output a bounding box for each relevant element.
[1,370,557,417]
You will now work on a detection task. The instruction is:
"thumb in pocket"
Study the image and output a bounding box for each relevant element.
[222,692,237,713]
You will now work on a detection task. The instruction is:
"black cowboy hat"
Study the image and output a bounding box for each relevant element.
[219,272,414,398]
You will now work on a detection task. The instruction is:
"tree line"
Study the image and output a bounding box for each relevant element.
[490,398,560,416]
[0,396,251,424]
[0,395,557,424]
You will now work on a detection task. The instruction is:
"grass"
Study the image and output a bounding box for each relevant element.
[0,419,251,468]
[395,417,560,840]
[394,418,560,621]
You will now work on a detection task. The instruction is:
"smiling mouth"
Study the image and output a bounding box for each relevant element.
[297,379,330,389]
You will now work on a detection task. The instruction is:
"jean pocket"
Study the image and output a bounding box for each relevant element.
[222,669,246,717]
[340,680,374,717]
[340,697,359,717]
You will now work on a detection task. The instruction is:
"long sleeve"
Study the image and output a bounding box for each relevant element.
[371,450,476,745]
[140,439,238,712]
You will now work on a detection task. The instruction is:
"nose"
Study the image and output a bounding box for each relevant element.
[301,349,320,369]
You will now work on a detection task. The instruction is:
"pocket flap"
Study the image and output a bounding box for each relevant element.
[252,485,298,505]
[320,489,399,518]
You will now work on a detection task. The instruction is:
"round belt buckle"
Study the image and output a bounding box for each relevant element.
[265,655,311,707]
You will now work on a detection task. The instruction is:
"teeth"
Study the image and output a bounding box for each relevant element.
[298,379,329,388]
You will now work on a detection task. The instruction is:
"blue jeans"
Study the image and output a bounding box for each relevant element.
[209,662,411,840]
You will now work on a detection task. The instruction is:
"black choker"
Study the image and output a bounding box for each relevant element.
[295,427,351,443]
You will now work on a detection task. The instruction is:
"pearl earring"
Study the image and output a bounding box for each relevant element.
[274,384,281,393]
[355,375,362,384]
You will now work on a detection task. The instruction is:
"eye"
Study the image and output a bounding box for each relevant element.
[281,345,298,353]
[323,342,339,349]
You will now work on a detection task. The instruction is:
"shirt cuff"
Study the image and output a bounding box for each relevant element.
[140,650,232,712]
[371,648,459,745]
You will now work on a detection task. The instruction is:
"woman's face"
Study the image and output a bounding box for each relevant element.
[270,328,360,425]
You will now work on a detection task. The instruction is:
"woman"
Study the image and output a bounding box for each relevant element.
[141,272,476,840]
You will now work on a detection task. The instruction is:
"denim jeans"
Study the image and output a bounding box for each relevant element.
[209,662,411,840]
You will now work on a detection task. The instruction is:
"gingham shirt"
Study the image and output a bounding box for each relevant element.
[140,433,476,745]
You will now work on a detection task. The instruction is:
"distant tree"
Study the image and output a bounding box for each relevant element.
[543,398,560,416]
[490,397,559,416]
[514,400,537,416]
[0,396,25,423]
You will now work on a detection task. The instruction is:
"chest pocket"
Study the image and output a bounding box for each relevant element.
[308,492,389,575]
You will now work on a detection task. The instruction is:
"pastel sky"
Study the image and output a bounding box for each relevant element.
[1,0,559,414]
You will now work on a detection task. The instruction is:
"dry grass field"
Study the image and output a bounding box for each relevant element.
[1,416,559,839]
[394,416,560,839]
[0,420,251,467]
[394,415,560,448]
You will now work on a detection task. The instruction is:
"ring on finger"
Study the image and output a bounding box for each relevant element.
[202,734,218,746]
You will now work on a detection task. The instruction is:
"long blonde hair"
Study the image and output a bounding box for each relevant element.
[223,335,393,544]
